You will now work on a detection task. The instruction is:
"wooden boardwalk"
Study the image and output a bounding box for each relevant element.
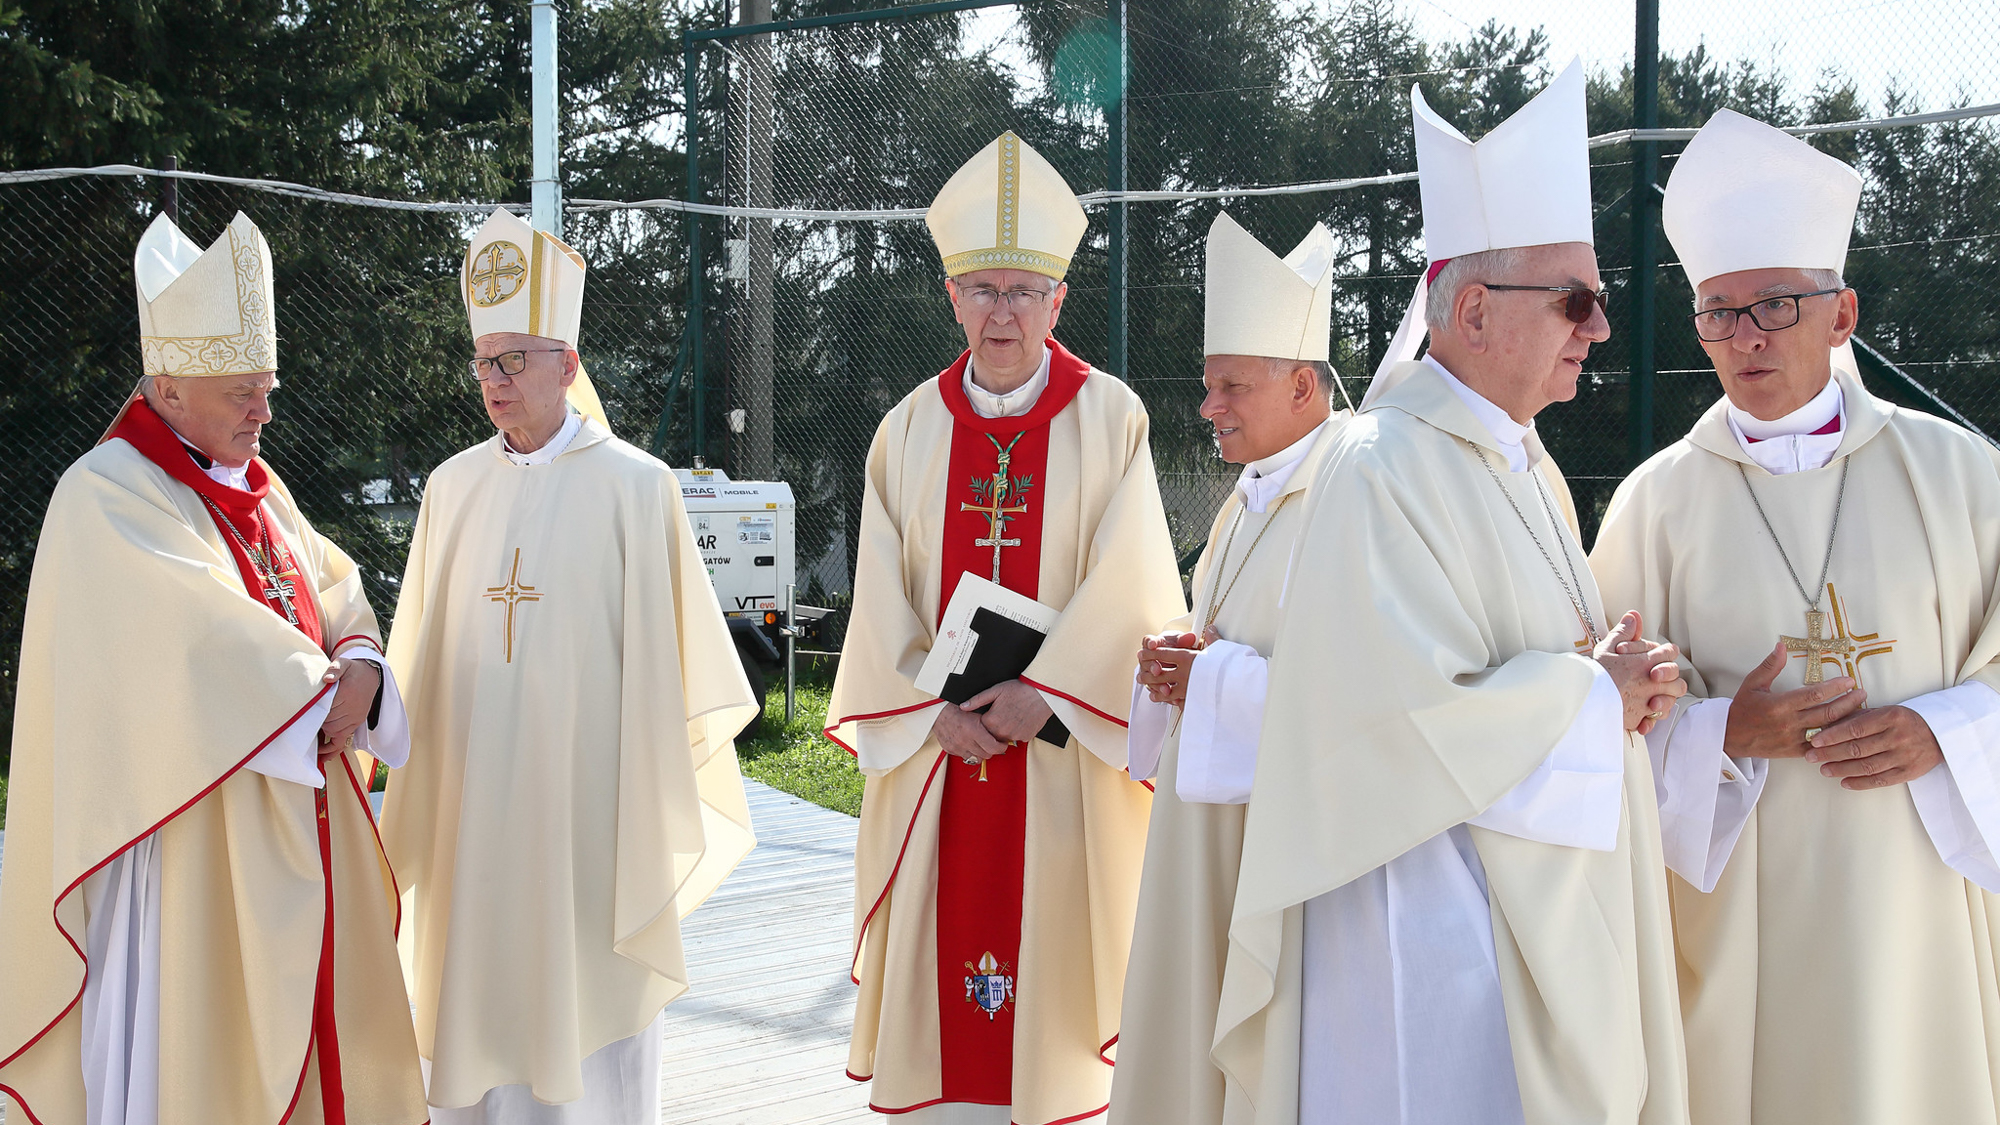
[0,779,876,1125]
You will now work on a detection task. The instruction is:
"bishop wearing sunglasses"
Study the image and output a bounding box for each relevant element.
[1592,109,2000,1125]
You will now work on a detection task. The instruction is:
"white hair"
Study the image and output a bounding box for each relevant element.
[1424,247,1531,333]
[1691,268,1847,310]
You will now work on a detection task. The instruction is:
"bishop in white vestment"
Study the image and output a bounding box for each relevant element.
[1110,212,1348,1125]
[826,132,1184,1125]
[1590,109,2000,1125]
[382,210,757,1124]
[1212,62,1691,1125]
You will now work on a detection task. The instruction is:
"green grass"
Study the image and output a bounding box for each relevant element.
[735,671,864,817]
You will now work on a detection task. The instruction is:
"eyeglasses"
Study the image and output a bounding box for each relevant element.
[1481,283,1610,325]
[468,348,567,384]
[1689,288,1846,342]
[954,284,1057,311]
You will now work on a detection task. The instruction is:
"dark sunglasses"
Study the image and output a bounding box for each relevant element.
[1481,283,1610,325]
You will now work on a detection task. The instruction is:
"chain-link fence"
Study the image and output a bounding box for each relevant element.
[4,0,1999,760]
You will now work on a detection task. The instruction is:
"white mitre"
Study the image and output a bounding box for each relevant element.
[1204,211,1335,363]
[926,131,1087,281]
[462,208,609,427]
[1367,58,1593,405]
[1663,109,1864,379]
[134,211,278,379]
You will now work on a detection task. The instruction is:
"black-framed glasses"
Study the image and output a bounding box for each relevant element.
[953,283,1057,311]
[1481,283,1610,324]
[1689,288,1846,342]
[468,348,567,384]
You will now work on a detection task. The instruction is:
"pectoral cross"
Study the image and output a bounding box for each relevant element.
[960,434,1034,584]
[486,547,542,664]
[1781,583,1895,688]
[251,544,301,626]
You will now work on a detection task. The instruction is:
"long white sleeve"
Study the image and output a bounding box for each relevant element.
[1468,659,1626,851]
[1127,676,1173,783]
[338,645,409,769]
[242,648,410,788]
[1647,696,1767,892]
[1902,680,2000,892]
[1174,640,1267,804]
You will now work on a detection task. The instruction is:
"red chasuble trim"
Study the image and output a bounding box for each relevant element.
[107,397,326,649]
[929,339,1089,1108]
[0,681,339,1125]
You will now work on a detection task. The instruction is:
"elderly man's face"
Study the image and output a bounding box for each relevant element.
[1695,267,1857,422]
[149,371,278,467]
[1200,355,1325,464]
[1469,242,1610,419]
[474,331,576,442]
[946,268,1065,387]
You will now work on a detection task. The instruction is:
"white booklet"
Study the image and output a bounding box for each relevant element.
[914,574,1060,696]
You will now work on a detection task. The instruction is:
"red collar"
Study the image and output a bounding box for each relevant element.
[937,338,1091,433]
[107,396,273,527]
[1743,415,1842,443]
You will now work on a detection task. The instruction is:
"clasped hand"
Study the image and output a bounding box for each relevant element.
[1134,627,1221,709]
[318,655,381,761]
[1597,610,1687,736]
[1723,641,1941,789]
[932,679,1055,764]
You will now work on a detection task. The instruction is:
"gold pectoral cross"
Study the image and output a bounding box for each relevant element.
[960,434,1033,584]
[486,547,542,664]
[1782,583,1894,688]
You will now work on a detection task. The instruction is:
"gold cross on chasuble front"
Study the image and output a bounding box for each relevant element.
[1782,582,1895,687]
[487,547,541,663]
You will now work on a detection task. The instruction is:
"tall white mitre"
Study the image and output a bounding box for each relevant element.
[1204,211,1336,362]
[134,210,278,379]
[926,130,1088,281]
[1662,108,1864,375]
[1367,57,1594,404]
[462,207,608,427]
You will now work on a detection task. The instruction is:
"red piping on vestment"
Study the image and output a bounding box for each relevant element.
[849,750,949,985]
[339,754,401,937]
[1018,677,1129,729]
[1098,1034,1118,1066]
[0,681,339,1123]
[822,699,946,758]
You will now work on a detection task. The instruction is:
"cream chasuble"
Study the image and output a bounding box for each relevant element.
[826,340,1183,1125]
[1111,419,1339,1125]
[0,431,425,1125]
[1213,361,1688,1125]
[381,416,758,1112]
[1590,368,2000,1125]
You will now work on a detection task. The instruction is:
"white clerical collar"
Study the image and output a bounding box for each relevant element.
[964,345,1052,418]
[1424,354,1534,472]
[503,408,583,467]
[166,422,250,491]
[1726,377,1844,476]
[1236,420,1328,514]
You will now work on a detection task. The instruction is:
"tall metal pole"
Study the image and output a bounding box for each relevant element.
[1628,0,1661,465]
[530,0,562,236]
[742,0,775,479]
[1105,0,1128,376]
[685,33,706,461]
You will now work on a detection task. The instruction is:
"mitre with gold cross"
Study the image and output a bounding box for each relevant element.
[462,207,608,427]
[926,130,1088,281]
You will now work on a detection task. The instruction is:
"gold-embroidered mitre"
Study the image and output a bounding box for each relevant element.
[133,211,278,378]
[1204,212,1336,362]
[462,208,587,348]
[926,131,1087,281]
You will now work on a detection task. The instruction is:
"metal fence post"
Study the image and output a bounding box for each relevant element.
[530,0,562,236]
[1106,0,1128,376]
[685,33,706,462]
[1628,0,1661,466]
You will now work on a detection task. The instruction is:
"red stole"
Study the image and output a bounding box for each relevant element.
[107,397,325,650]
[931,340,1090,1106]
[107,396,346,1122]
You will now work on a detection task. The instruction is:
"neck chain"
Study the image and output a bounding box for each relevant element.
[202,496,301,627]
[1467,441,1601,648]
[1201,492,1294,634]
[1737,456,1849,614]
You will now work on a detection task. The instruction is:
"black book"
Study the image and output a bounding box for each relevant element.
[936,606,1071,747]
